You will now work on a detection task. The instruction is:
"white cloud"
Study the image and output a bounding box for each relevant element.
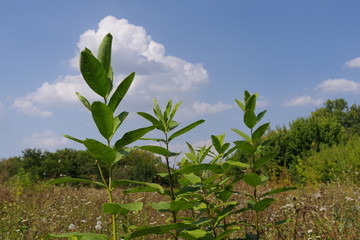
[344,57,360,68]
[190,101,232,115]
[318,78,360,93]
[284,96,323,107]
[22,130,69,150]
[13,16,209,116]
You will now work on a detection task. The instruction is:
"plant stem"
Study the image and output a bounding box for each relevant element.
[164,133,178,240]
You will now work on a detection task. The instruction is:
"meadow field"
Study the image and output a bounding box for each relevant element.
[1,181,359,240]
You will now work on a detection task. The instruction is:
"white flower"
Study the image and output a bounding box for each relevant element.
[68,223,76,230]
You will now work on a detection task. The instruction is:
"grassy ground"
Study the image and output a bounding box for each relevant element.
[0,181,359,239]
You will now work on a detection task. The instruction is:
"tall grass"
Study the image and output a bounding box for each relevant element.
[1,181,359,239]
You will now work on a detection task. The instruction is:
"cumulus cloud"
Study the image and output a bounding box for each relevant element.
[13,16,209,117]
[344,57,360,68]
[317,78,360,93]
[284,96,323,107]
[22,130,69,149]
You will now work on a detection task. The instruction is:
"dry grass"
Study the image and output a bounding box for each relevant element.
[0,182,359,239]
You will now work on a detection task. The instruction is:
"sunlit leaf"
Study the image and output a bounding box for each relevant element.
[75,92,91,111]
[244,111,257,129]
[80,48,111,98]
[83,138,116,166]
[91,102,114,140]
[97,33,113,80]
[234,140,256,154]
[114,126,155,150]
[168,119,205,142]
[64,135,83,144]
[252,122,270,142]
[108,72,135,112]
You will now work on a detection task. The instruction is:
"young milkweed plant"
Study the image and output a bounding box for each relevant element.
[44,33,164,240]
[232,91,296,240]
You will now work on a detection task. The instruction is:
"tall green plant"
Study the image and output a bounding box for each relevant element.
[132,99,204,239]
[232,91,295,239]
[45,33,163,240]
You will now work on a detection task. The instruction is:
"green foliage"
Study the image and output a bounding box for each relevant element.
[47,33,162,240]
[296,136,360,183]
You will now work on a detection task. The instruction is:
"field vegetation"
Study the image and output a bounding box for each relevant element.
[1,33,360,239]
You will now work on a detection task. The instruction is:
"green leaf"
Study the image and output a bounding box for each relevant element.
[244,111,257,129]
[114,126,155,150]
[223,160,250,169]
[64,135,83,144]
[83,138,116,166]
[168,119,205,142]
[235,99,245,112]
[112,179,164,193]
[183,173,201,184]
[153,98,164,123]
[97,33,113,80]
[245,94,257,112]
[148,201,171,212]
[217,186,233,202]
[44,232,108,240]
[180,229,215,240]
[178,164,223,174]
[113,111,128,133]
[170,198,194,212]
[169,101,182,121]
[253,198,276,212]
[80,48,111,98]
[47,177,105,188]
[243,173,262,187]
[164,100,172,122]
[75,92,91,111]
[252,122,270,142]
[137,111,160,126]
[254,152,276,169]
[130,223,191,238]
[232,129,251,142]
[211,135,221,153]
[234,141,256,154]
[103,202,143,215]
[138,145,178,157]
[108,72,135,112]
[260,186,297,198]
[91,102,114,140]
[256,110,267,123]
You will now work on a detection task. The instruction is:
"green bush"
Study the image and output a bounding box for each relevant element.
[296,136,360,183]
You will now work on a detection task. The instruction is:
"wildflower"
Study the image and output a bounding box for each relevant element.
[95,220,102,230]
[68,223,76,230]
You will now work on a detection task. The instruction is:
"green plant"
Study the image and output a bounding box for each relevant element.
[232,91,296,239]
[133,99,205,239]
[45,33,164,240]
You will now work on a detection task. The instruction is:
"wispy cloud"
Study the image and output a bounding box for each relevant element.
[22,130,69,150]
[284,96,323,107]
[344,57,360,68]
[318,78,360,93]
[189,101,232,115]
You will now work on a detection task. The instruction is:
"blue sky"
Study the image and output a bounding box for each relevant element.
[1,0,360,159]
